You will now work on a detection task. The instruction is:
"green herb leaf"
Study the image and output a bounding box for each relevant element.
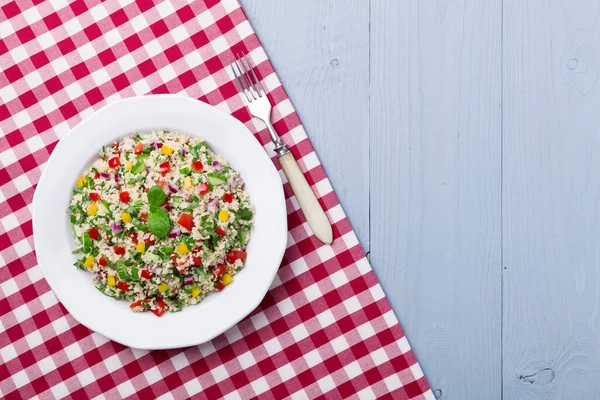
[101,200,111,212]
[179,167,191,176]
[132,159,146,174]
[82,232,92,254]
[126,200,143,215]
[238,207,253,221]
[147,185,166,207]
[116,260,129,280]
[148,207,171,239]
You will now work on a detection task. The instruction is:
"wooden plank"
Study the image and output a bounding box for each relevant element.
[503,1,600,398]
[370,1,502,398]
[239,0,371,249]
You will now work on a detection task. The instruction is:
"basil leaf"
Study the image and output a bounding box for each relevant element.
[147,185,166,207]
[148,207,171,239]
[179,167,191,176]
[116,260,129,280]
[132,218,148,232]
[238,208,253,221]
[132,159,146,174]
[101,200,111,212]
[131,266,140,281]
[82,232,92,254]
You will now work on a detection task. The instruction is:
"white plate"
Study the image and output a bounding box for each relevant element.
[33,95,287,350]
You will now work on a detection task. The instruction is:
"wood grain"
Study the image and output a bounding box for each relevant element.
[369,1,502,399]
[503,0,600,398]
[239,0,371,249]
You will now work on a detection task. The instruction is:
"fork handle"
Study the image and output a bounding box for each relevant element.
[278,152,333,244]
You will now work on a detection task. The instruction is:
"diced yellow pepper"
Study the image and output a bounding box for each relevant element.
[121,212,132,223]
[158,282,169,293]
[221,273,233,286]
[177,243,189,255]
[161,145,174,155]
[125,161,132,171]
[83,255,95,269]
[218,210,229,221]
[191,286,201,298]
[183,176,192,189]
[136,241,145,253]
[107,275,116,287]
[76,176,86,187]
[88,203,98,216]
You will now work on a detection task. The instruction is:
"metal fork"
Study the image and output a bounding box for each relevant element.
[231,54,333,244]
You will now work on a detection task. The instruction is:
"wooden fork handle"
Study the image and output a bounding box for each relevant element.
[278,152,333,244]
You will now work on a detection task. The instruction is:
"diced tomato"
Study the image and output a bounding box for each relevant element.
[130,300,142,309]
[193,256,202,266]
[223,193,235,203]
[159,161,170,176]
[140,213,148,222]
[214,264,226,277]
[118,281,129,291]
[177,213,195,231]
[152,297,165,317]
[119,191,130,203]
[114,246,125,256]
[215,227,226,237]
[94,172,100,179]
[88,227,100,240]
[89,192,100,201]
[134,142,144,155]
[198,182,210,195]
[128,232,138,244]
[142,232,155,245]
[108,157,120,168]
[226,250,247,265]
[141,270,152,280]
[98,256,107,267]
[192,161,203,171]
[216,281,224,291]
[157,179,165,188]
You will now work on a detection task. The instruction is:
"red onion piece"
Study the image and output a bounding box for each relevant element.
[114,173,119,182]
[168,227,181,238]
[168,182,179,193]
[111,223,123,234]
[146,264,156,273]
[156,142,163,149]
[145,167,150,174]
[180,148,188,156]
[162,204,172,212]
[184,277,194,285]
[212,160,219,167]
[100,172,110,179]
[207,198,219,212]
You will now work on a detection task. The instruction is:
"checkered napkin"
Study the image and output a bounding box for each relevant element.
[0,1,432,399]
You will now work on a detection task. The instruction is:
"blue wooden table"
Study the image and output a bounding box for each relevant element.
[241,1,600,398]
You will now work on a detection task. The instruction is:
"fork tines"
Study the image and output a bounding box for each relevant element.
[230,54,265,102]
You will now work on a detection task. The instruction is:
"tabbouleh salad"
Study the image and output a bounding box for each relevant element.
[68,131,253,316]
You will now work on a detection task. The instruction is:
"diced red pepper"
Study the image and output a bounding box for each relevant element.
[142,232,155,245]
[141,270,152,280]
[114,246,125,256]
[94,172,100,179]
[117,281,129,291]
[88,227,100,240]
[214,264,226,277]
[198,182,210,195]
[177,213,195,231]
[98,256,107,266]
[216,281,224,291]
[89,192,100,201]
[192,161,203,171]
[134,142,144,155]
[223,193,235,203]
[108,157,120,168]
[119,191,130,203]
[226,250,247,265]
[159,161,170,176]
[157,179,165,188]
[128,232,138,244]
[151,297,165,317]
[140,213,148,223]
[193,256,202,266]
[130,300,142,309]
[215,227,226,237]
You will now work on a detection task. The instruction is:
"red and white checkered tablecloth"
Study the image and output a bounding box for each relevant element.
[0,1,432,398]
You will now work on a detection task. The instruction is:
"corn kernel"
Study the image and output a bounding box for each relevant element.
[121,212,132,223]
[161,145,173,155]
[107,275,116,287]
[177,243,189,255]
[136,241,145,253]
[158,282,169,293]
[125,161,132,171]
[76,176,86,187]
[221,273,233,286]
[191,286,201,298]
[183,176,192,189]
[83,255,95,268]
[218,210,229,221]
[88,203,98,216]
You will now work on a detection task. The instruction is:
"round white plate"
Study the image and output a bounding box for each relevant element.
[33,95,287,350]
